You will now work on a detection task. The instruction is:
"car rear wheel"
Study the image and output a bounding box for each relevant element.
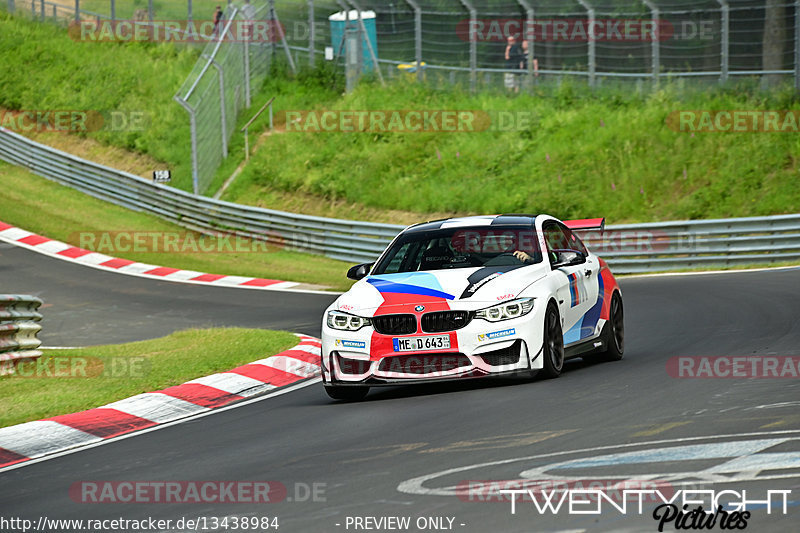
[597,292,624,361]
[324,385,369,401]
[540,302,564,379]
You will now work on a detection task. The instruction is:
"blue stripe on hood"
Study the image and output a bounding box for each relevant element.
[367,273,455,300]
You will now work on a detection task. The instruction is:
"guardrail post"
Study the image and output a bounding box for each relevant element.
[717,0,729,83]
[458,0,477,93]
[643,0,660,85]
[576,0,595,88]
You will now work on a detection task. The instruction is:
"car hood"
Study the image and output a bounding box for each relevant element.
[333,264,548,315]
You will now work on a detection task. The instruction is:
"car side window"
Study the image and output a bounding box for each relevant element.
[562,226,588,255]
[542,222,565,263]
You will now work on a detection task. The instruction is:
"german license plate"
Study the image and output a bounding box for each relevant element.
[393,335,450,352]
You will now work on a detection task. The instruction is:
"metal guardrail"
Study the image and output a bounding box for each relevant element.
[1,127,800,274]
[0,295,43,375]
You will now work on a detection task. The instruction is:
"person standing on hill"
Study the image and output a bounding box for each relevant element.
[504,35,523,93]
[213,5,224,38]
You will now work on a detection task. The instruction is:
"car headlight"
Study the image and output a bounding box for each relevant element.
[475,298,534,322]
[326,310,372,331]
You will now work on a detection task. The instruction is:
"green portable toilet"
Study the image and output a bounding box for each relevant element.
[329,10,378,72]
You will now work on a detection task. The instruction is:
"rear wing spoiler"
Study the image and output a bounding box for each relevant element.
[563,218,605,232]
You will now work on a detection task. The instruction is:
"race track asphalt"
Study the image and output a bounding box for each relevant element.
[1,243,799,532]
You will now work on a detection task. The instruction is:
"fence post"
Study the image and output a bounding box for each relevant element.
[244,38,251,107]
[74,0,78,22]
[7,1,14,15]
[148,0,153,22]
[39,0,43,21]
[403,0,422,82]
[175,97,200,195]
[208,57,228,158]
[347,0,384,84]
[458,0,477,93]
[187,0,192,23]
[345,23,360,92]
[308,0,315,67]
[271,1,298,74]
[516,0,534,89]
[717,0,729,83]
[643,0,659,85]
[577,0,595,87]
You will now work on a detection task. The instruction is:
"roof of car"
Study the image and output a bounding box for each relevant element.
[403,214,538,234]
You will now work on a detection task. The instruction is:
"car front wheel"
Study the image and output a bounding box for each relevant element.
[540,302,564,379]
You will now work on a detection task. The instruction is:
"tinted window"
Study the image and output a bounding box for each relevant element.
[373,225,543,274]
[543,222,588,260]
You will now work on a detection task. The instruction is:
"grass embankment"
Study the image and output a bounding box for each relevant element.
[0,12,196,189]
[223,74,800,223]
[0,162,353,290]
[0,328,299,428]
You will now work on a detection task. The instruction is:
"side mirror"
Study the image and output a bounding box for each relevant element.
[551,249,586,269]
[347,262,374,280]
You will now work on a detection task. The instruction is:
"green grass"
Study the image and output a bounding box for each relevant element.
[0,161,355,291]
[222,69,800,224]
[0,328,299,427]
[0,11,197,190]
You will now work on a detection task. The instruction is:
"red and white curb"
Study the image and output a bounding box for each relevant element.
[0,220,300,291]
[0,335,321,469]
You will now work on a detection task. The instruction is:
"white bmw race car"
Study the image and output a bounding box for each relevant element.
[320,214,624,401]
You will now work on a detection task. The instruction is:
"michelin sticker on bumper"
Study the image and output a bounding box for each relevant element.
[335,339,367,349]
[477,328,516,342]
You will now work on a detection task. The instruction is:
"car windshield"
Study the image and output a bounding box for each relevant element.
[372,225,543,274]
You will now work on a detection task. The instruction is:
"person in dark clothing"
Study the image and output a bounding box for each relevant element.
[504,35,524,92]
[213,6,223,38]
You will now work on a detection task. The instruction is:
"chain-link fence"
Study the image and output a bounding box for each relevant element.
[174,2,276,194]
[272,0,798,92]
